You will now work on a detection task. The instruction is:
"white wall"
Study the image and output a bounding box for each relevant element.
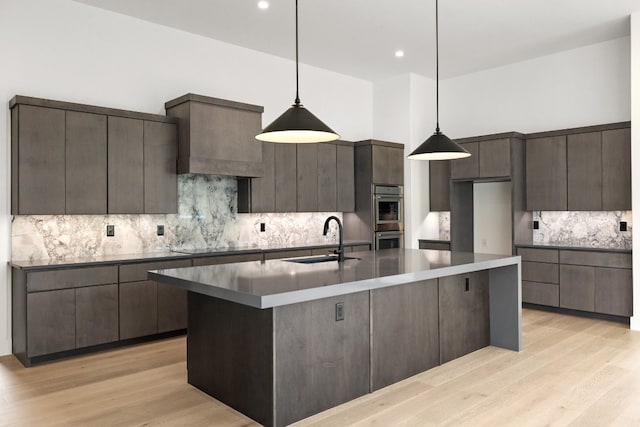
[630,13,640,331]
[373,73,436,249]
[441,37,631,138]
[0,0,373,356]
[473,182,512,255]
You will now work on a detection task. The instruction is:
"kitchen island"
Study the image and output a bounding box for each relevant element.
[150,248,521,427]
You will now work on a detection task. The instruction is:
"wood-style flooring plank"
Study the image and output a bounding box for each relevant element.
[2,309,640,427]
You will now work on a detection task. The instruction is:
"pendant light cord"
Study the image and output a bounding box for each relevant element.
[294,0,301,106]
[435,0,440,133]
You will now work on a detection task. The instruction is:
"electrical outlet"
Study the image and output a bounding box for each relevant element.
[533,220,539,230]
[106,225,115,237]
[157,225,165,236]
[335,302,344,321]
[620,221,628,232]
[260,223,266,232]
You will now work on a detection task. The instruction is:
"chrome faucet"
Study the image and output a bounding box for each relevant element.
[323,216,345,262]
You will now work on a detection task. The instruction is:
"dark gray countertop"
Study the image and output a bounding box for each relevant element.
[149,248,521,308]
[9,241,371,270]
[515,243,631,254]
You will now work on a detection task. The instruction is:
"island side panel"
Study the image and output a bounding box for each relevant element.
[186,292,274,427]
[371,279,439,391]
[489,263,522,351]
[273,291,370,427]
[438,270,490,364]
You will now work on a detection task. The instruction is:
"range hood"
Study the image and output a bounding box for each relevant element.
[165,93,265,178]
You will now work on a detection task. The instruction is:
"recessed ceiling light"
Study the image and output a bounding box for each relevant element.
[395,50,404,58]
[258,1,269,10]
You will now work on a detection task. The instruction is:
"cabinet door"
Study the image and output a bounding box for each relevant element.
[567,132,602,210]
[274,144,297,212]
[317,143,337,211]
[297,144,318,211]
[372,145,404,185]
[559,265,594,312]
[336,144,355,212]
[15,105,66,214]
[602,128,631,210]
[371,280,439,390]
[108,116,144,213]
[144,121,178,214]
[438,271,490,364]
[250,142,276,212]
[119,280,158,339]
[66,111,107,214]
[451,142,479,180]
[157,283,187,332]
[27,289,75,357]
[479,138,510,178]
[76,284,118,348]
[526,136,567,211]
[429,160,450,211]
[595,267,632,317]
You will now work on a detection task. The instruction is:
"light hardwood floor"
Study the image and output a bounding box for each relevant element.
[2,308,640,426]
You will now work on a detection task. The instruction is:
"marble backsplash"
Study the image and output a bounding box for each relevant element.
[532,211,632,249]
[11,174,342,261]
[429,211,630,249]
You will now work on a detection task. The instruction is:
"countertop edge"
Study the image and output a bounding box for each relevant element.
[150,254,521,309]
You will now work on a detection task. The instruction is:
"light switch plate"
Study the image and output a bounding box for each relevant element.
[106,225,115,237]
[157,225,165,236]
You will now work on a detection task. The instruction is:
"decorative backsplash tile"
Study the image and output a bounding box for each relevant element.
[11,175,342,261]
[532,211,632,249]
[439,212,450,241]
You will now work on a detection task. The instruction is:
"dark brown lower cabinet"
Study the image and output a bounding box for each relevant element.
[75,284,119,348]
[371,280,439,390]
[559,265,595,312]
[119,280,158,339]
[595,267,633,317]
[438,271,490,364]
[157,283,187,333]
[26,289,76,357]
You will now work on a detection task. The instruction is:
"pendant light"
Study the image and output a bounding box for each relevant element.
[256,0,339,143]
[408,0,470,160]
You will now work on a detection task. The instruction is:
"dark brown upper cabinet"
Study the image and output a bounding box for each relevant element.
[525,135,567,211]
[451,138,512,181]
[10,95,178,215]
[371,142,404,186]
[567,132,602,211]
[525,123,630,212]
[429,160,450,212]
[602,128,631,210]
[238,141,355,213]
[165,93,264,178]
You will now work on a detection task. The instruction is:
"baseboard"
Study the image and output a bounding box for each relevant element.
[630,316,640,331]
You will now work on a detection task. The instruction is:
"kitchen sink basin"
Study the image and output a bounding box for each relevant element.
[285,255,359,264]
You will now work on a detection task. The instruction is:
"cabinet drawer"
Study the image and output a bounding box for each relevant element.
[27,265,118,292]
[516,247,559,263]
[559,250,631,269]
[522,262,558,284]
[522,281,559,307]
[192,253,263,266]
[119,259,191,283]
[311,247,338,256]
[348,245,371,252]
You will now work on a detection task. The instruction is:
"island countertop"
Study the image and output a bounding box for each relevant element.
[149,248,521,308]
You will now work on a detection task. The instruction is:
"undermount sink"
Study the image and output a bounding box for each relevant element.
[285,255,359,264]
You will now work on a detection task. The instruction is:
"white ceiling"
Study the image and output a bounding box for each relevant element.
[73,0,640,82]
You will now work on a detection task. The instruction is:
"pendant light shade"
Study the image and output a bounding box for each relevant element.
[408,0,470,161]
[255,103,339,143]
[256,0,339,143]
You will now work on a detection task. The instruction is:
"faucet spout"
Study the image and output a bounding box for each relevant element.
[323,216,344,262]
